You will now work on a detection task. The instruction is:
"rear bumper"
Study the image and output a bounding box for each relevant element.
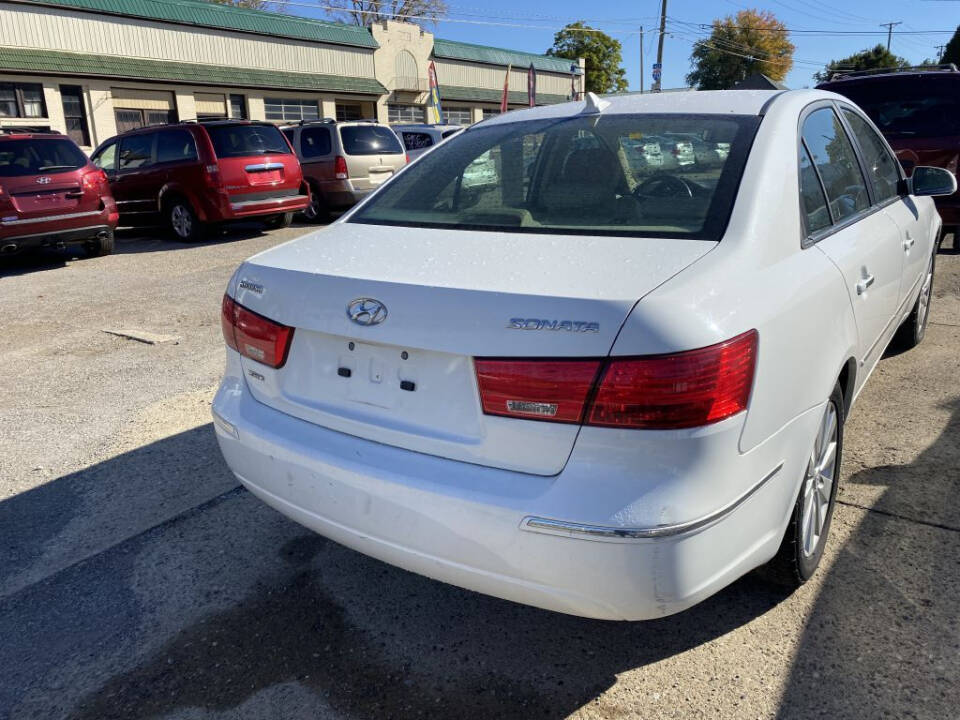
[225,193,310,219]
[212,350,819,621]
[312,178,373,210]
[0,223,113,252]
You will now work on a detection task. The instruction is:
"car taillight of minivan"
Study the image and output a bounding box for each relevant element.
[221,294,294,369]
[475,330,757,430]
[204,163,225,190]
[334,156,348,180]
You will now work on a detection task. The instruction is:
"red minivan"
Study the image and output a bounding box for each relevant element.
[91,120,309,241]
[1,130,117,256]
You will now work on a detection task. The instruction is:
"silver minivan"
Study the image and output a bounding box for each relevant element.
[281,120,407,222]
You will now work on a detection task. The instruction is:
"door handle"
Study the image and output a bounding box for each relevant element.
[903,236,915,250]
[856,274,875,295]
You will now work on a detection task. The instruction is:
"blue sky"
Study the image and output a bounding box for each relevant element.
[293,0,959,89]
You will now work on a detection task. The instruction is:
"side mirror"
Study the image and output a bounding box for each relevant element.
[907,166,957,197]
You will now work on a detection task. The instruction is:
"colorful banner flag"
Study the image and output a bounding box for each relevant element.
[500,64,511,114]
[426,61,444,124]
[527,63,537,108]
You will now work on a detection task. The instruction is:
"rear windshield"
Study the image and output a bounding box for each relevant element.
[822,76,960,137]
[339,125,403,155]
[0,138,87,177]
[207,124,290,158]
[350,113,760,239]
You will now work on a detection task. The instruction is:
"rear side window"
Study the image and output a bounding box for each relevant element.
[0,137,87,177]
[351,113,760,240]
[119,133,154,170]
[401,132,432,151]
[824,76,960,137]
[441,129,461,139]
[840,108,900,203]
[92,140,117,171]
[207,124,289,158]
[801,108,869,225]
[301,126,332,159]
[799,144,831,233]
[340,126,403,155]
[156,129,198,164]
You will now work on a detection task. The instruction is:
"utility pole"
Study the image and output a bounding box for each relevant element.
[880,21,902,52]
[654,0,667,91]
[935,44,946,61]
[640,25,644,93]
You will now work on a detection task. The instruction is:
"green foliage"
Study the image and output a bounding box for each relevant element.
[686,9,794,90]
[547,22,628,94]
[941,26,960,66]
[814,45,909,82]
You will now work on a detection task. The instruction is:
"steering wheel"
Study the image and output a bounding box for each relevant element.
[634,173,694,199]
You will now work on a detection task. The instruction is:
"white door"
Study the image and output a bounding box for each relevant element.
[799,106,904,370]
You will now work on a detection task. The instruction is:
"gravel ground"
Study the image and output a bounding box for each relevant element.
[1,226,958,720]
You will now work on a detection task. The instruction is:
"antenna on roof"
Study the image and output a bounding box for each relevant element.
[580,92,610,115]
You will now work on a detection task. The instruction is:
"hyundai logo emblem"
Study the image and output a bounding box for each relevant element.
[36,176,52,184]
[347,298,387,326]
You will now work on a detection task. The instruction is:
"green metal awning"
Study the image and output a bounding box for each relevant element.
[0,47,386,95]
[441,85,569,106]
[17,0,378,49]
[433,38,575,74]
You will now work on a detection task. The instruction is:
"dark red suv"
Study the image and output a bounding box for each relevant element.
[91,120,309,241]
[1,130,117,257]
[818,66,960,247]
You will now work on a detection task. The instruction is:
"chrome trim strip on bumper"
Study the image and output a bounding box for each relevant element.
[244,162,285,172]
[520,462,785,543]
[230,194,308,210]
[0,209,102,226]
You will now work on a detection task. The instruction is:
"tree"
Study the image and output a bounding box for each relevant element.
[813,44,909,82]
[941,25,960,66]
[686,9,794,90]
[547,22,627,94]
[207,0,286,8]
[323,0,448,26]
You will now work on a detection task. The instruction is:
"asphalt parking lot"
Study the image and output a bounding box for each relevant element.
[1,225,958,720]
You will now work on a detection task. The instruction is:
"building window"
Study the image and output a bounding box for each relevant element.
[388,104,423,124]
[59,85,90,146]
[229,94,247,120]
[114,108,176,134]
[264,97,319,122]
[444,107,472,126]
[482,108,501,120]
[0,82,47,118]
[335,103,363,121]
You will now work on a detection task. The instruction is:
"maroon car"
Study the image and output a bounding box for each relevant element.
[818,66,960,248]
[1,130,117,257]
[91,120,309,241]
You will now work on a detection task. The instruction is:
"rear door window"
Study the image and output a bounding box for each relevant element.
[156,129,198,164]
[801,108,869,224]
[840,108,900,203]
[301,126,332,159]
[340,126,404,155]
[207,124,289,158]
[0,138,87,177]
[118,133,155,170]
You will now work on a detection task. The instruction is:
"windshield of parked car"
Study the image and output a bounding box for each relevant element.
[339,125,404,155]
[207,124,290,158]
[349,113,760,239]
[0,138,87,177]
[825,77,960,137]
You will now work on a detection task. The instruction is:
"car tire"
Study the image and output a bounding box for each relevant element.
[301,186,329,224]
[892,250,934,351]
[84,230,114,257]
[764,382,844,587]
[166,198,205,242]
[265,212,294,229]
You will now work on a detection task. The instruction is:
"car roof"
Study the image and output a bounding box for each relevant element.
[392,124,461,132]
[0,130,65,141]
[817,64,959,86]
[475,90,800,128]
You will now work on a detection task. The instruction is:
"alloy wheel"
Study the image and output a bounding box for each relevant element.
[304,192,321,221]
[800,401,838,558]
[171,204,192,239]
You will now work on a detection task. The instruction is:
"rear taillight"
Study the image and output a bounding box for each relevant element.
[204,163,224,190]
[405,153,410,164]
[475,359,602,423]
[334,156,348,180]
[221,294,294,369]
[0,183,8,209]
[81,168,108,193]
[475,330,757,430]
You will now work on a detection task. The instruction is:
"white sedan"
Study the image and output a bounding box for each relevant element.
[213,90,954,621]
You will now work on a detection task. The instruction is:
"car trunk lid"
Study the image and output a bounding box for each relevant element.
[232,223,715,475]
[338,125,406,191]
[206,124,301,198]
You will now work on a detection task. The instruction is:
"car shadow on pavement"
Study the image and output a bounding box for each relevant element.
[776,399,960,720]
